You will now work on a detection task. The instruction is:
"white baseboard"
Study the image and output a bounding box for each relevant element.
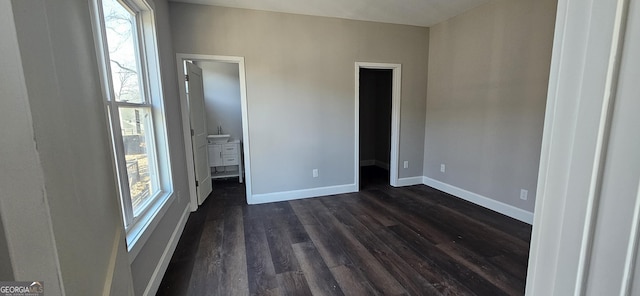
[395,176,423,187]
[375,160,390,170]
[249,183,357,204]
[360,160,390,170]
[143,203,191,296]
[422,177,534,224]
[360,160,375,166]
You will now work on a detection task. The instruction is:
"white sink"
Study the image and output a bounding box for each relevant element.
[207,134,230,144]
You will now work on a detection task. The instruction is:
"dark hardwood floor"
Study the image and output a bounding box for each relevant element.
[157,167,532,295]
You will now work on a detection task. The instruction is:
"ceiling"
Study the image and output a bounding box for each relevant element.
[167,0,491,27]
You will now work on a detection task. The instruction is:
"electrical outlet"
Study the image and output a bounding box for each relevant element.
[440,164,446,173]
[403,161,409,169]
[520,189,528,200]
[313,169,318,178]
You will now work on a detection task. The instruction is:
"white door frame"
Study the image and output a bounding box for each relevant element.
[355,62,402,189]
[176,54,252,211]
[526,0,635,294]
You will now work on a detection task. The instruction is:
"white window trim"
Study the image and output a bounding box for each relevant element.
[89,0,174,258]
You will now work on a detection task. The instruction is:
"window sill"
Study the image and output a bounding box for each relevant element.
[126,190,175,262]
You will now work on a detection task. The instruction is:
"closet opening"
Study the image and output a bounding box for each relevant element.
[358,68,393,189]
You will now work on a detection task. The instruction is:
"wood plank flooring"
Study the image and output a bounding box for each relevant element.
[157,167,532,295]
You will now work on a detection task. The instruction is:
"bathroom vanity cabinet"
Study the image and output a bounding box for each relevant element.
[207,139,243,183]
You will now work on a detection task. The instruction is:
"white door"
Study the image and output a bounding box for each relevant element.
[580,2,640,293]
[186,62,212,205]
[525,1,640,294]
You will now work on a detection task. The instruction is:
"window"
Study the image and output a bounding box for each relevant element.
[92,0,172,245]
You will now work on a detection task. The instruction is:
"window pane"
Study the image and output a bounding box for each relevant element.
[119,107,158,214]
[102,0,145,103]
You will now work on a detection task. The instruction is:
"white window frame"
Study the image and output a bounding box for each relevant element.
[90,0,174,253]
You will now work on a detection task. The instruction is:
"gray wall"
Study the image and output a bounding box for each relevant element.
[0,1,64,291]
[197,61,243,140]
[11,0,132,293]
[359,69,392,167]
[170,4,429,194]
[423,0,557,212]
[5,0,191,294]
[0,212,13,281]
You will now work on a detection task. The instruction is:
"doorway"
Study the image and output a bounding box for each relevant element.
[195,60,244,182]
[177,54,252,211]
[359,68,393,189]
[354,62,402,190]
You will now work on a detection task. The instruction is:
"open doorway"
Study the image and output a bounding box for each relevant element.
[359,68,393,189]
[177,54,252,211]
[195,61,244,181]
[355,62,402,190]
